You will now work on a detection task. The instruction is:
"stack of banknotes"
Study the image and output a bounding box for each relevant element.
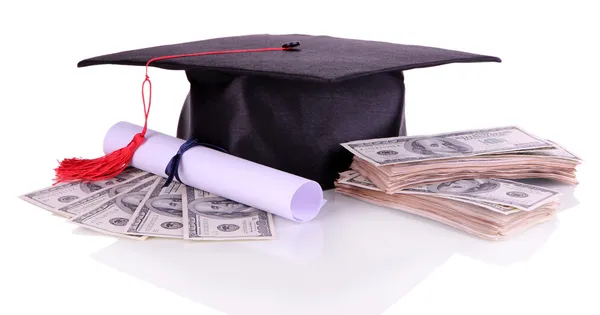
[20,169,275,241]
[337,126,582,240]
[341,126,580,193]
[335,171,560,240]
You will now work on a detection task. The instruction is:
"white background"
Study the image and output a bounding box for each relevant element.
[1,1,599,314]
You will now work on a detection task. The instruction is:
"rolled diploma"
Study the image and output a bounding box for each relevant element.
[103,121,325,222]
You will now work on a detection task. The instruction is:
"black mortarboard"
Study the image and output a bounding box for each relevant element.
[77,34,500,189]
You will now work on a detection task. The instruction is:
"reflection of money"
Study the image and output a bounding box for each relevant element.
[19,168,146,216]
[341,126,553,166]
[124,178,184,239]
[71,177,157,240]
[183,186,275,240]
[54,173,155,218]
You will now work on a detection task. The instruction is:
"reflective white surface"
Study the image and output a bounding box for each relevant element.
[84,177,593,313]
[88,187,571,314]
[8,175,594,315]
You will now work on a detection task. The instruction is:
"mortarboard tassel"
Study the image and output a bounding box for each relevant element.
[53,42,301,184]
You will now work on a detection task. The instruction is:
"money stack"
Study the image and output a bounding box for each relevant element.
[336,126,582,240]
[335,171,559,240]
[341,127,581,193]
[19,168,276,241]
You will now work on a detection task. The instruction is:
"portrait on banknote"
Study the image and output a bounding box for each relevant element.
[147,195,184,217]
[108,184,135,198]
[428,179,500,194]
[115,192,147,214]
[404,137,473,156]
[187,197,260,220]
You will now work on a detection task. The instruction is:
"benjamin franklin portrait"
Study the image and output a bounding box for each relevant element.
[147,195,183,217]
[188,196,258,220]
[115,191,147,215]
[404,137,473,156]
[108,184,133,198]
[428,179,500,194]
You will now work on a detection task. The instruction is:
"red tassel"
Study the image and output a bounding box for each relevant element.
[54,72,151,184]
[54,44,297,184]
[54,133,146,183]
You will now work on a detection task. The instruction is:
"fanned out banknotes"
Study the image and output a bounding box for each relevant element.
[19,168,276,241]
[337,126,582,240]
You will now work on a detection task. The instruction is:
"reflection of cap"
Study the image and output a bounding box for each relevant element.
[77,34,500,188]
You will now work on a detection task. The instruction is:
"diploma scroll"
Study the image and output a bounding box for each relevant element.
[103,121,325,222]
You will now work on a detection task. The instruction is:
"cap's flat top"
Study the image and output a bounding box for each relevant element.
[78,34,500,82]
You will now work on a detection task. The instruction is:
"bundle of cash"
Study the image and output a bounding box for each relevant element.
[19,168,276,241]
[335,171,560,240]
[341,126,581,193]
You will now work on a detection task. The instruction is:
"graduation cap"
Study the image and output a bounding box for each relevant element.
[57,34,500,189]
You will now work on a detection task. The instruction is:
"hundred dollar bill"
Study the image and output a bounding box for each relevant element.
[124,178,185,239]
[19,168,148,217]
[337,171,554,215]
[183,186,275,240]
[71,177,157,240]
[338,172,520,215]
[402,178,561,211]
[341,126,553,166]
[53,173,155,218]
